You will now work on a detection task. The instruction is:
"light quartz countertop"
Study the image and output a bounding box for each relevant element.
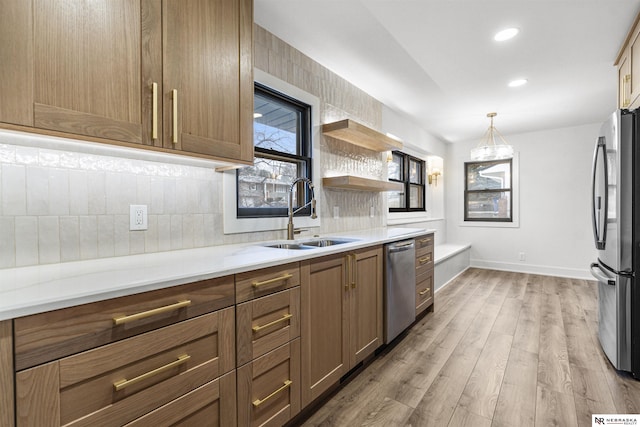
[0,227,434,321]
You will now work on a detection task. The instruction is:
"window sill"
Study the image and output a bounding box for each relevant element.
[459,220,519,228]
[387,212,443,226]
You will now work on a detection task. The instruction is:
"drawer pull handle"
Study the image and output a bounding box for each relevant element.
[252,313,293,332]
[419,288,431,296]
[172,89,178,144]
[418,255,431,264]
[113,300,192,325]
[252,380,292,407]
[151,82,158,140]
[420,238,432,244]
[113,354,190,392]
[252,273,293,288]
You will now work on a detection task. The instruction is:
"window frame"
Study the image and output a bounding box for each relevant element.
[463,158,513,222]
[236,82,313,219]
[388,150,426,213]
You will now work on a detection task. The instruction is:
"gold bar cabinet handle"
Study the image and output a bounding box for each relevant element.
[151,82,158,140]
[113,300,191,325]
[252,273,293,288]
[345,255,351,291]
[351,254,357,288]
[252,380,292,407]
[252,313,293,332]
[172,89,178,144]
[623,75,631,108]
[113,354,190,392]
[420,238,432,244]
[418,255,431,264]
[419,288,431,296]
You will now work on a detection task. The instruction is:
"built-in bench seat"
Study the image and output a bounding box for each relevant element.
[434,243,471,292]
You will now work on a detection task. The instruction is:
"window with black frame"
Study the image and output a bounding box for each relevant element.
[464,159,512,222]
[388,151,426,212]
[236,83,312,218]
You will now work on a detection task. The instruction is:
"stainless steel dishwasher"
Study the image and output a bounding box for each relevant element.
[384,239,416,343]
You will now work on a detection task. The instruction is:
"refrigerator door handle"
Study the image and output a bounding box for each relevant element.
[590,262,616,286]
[591,136,609,250]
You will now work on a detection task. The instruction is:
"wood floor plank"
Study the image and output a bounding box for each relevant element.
[492,348,538,427]
[535,385,578,427]
[456,331,512,419]
[448,406,492,427]
[299,270,640,427]
[361,397,413,427]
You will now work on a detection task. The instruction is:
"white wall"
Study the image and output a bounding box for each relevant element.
[445,122,601,279]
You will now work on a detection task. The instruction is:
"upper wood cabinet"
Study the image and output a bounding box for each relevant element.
[0,0,253,165]
[162,0,253,163]
[616,12,640,109]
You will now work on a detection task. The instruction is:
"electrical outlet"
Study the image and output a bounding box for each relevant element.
[130,205,148,231]
[519,252,526,261]
[333,206,340,219]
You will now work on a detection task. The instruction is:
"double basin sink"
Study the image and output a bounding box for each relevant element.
[263,237,359,250]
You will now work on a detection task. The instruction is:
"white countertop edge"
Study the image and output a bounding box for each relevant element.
[0,227,435,320]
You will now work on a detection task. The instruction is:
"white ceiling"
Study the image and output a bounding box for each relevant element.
[254,0,640,144]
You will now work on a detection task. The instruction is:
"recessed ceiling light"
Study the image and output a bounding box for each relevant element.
[508,79,528,87]
[494,28,519,42]
[253,112,263,118]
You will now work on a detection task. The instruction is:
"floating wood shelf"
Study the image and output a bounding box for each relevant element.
[323,176,403,192]
[322,119,403,152]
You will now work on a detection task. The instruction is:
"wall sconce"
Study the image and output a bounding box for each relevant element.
[428,169,441,186]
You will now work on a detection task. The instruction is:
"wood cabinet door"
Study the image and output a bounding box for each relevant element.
[162,0,253,163]
[32,0,154,145]
[0,320,14,427]
[0,0,33,127]
[349,247,383,366]
[300,255,349,407]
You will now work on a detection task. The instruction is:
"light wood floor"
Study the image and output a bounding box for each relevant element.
[301,268,640,427]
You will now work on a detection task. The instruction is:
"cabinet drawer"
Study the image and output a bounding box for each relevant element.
[125,370,236,427]
[16,309,235,427]
[416,273,434,315]
[415,234,434,252]
[236,263,301,303]
[237,287,300,367]
[416,251,434,279]
[237,339,301,427]
[14,275,234,371]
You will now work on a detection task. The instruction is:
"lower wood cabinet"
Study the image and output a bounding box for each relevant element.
[415,233,435,315]
[300,246,383,407]
[15,308,235,426]
[0,320,14,427]
[237,339,301,427]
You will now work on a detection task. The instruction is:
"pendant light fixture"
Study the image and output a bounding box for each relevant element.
[470,112,514,161]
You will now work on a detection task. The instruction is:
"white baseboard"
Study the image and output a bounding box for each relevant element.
[470,259,592,280]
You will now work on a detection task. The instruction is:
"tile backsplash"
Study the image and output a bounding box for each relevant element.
[0,139,220,268]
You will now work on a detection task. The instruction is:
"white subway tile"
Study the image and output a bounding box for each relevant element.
[144,215,158,253]
[38,216,61,264]
[0,144,16,163]
[49,168,70,216]
[136,175,151,206]
[182,214,195,249]
[163,178,177,214]
[79,216,98,260]
[129,231,145,254]
[193,214,205,247]
[59,216,80,262]
[26,166,49,215]
[150,177,164,214]
[15,216,38,266]
[87,171,106,214]
[2,164,26,215]
[14,145,38,165]
[0,217,16,268]
[39,149,61,167]
[157,214,171,251]
[170,214,182,250]
[114,214,130,256]
[69,170,89,215]
[97,215,115,258]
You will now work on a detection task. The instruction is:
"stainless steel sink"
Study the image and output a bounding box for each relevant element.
[261,237,359,250]
[263,243,315,250]
[300,238,358,247]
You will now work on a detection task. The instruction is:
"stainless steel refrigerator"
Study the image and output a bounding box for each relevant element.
[590,109,639,378]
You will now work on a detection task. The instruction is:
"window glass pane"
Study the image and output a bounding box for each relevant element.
[388,153,402,181]
[409,159,422,184]
[466,191,511,219]
[467,161,511,191]
[253,92,299,154]
[388,190,406,209]
[238,158,302,209]
[409,184,423,209]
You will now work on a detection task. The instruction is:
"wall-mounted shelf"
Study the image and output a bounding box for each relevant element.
[323,176,403,192]
[322,119,403,152]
